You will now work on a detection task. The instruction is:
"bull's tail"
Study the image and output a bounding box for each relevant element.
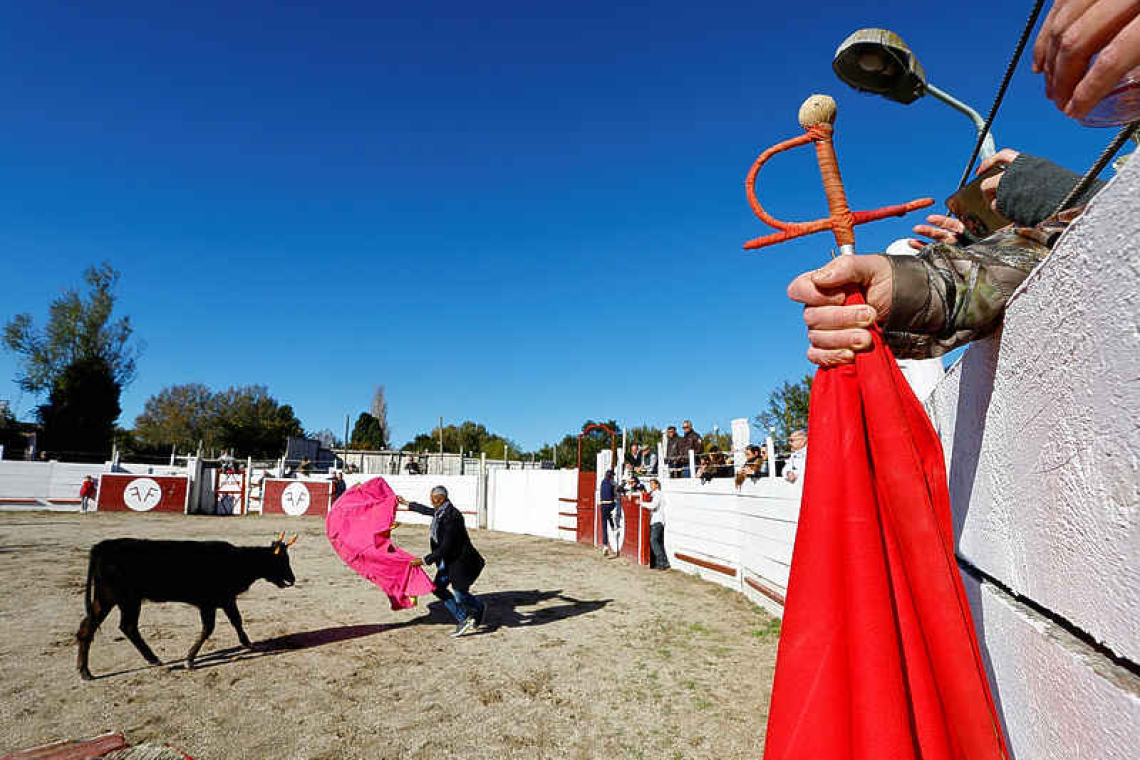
[84,548,95,618]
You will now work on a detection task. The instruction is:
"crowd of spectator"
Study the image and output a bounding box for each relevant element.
[623,420,808,487]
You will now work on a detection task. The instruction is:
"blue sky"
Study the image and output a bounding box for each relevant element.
[0,1,1114,450]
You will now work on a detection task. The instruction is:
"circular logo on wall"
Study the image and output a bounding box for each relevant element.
[123,477,163,512]
[281,482,311,516]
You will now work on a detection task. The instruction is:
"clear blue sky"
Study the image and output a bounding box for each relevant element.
[0,1,1113,451]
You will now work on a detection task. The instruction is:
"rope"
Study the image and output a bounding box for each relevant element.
[957,0,1047,189]
[1051,121,1140,216]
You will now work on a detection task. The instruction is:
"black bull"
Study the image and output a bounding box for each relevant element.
[77,535,296,680]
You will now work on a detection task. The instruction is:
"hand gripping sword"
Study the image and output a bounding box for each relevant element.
[744,94,934,255]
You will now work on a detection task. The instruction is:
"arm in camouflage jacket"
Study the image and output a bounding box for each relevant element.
[882,210,1075,359]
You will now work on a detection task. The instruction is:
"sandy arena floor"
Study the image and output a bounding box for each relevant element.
[0,511,779,760]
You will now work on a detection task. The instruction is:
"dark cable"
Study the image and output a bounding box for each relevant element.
[957,0,1047,189]
[1052,121,1140,216]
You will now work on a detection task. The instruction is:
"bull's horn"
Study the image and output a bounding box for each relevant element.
[275,531,285,543]
[284,534,298,547]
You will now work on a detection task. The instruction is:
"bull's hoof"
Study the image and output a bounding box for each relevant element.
[185,659,197,670]
[79,668,94,681]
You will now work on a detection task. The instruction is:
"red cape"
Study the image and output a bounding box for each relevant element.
[763,308,1009,760]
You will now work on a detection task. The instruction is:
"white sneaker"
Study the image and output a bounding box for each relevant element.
[450,617,476,637]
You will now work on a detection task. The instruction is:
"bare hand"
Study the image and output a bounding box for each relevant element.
[908,214,967,250]
[786,255,893,366]
[410,558,424,567]
[1033,0,1140,118]
[396,495,408,506]
[976,148,1021,212]
[785,472,798,483]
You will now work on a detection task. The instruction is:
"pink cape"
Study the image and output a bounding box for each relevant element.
[325,476,435,611]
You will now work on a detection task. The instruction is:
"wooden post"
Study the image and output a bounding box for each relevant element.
[438,416,444,456]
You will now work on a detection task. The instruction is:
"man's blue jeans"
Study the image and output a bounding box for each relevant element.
[433,561,484,623]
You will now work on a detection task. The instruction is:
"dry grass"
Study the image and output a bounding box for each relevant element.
[0,511,778,760]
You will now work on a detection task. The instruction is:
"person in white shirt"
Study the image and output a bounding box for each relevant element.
[784,429,808,484]
[645,479,670,570]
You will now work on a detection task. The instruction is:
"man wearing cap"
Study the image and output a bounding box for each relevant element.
[397,486,486,637]
[599,469,619,558]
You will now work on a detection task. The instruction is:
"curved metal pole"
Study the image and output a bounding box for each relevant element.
[577,424,616,470]
[927,83,996,161]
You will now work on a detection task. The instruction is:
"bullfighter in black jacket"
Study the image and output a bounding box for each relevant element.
[397,486,486,637]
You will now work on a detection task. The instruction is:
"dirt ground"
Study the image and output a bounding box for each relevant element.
[0,511,779,760]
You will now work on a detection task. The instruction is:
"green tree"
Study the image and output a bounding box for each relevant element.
[133,383,219,452]
[3,263,141,394]
[132,383,302,458]
[753,374,813,451]
[213,385,303,458]
[0,403,28,459]
[400,420,518,457]
[37,355,121,457]
[624,424,663,450]
[350,412,386,450]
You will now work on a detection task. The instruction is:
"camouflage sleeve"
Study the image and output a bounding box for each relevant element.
[882,211,1074,358]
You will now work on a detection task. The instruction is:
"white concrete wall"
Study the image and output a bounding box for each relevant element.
[487,469,578,540]
[0,461,108,509]
[922,155,1140,756]
[661,475,801,617]
[342,473,481,529]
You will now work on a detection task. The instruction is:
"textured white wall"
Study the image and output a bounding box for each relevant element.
[661,476,802,615]
[0,461,108,508]
[487,469,576,539]
[927,155,1140,665]
[924,155,1140,756]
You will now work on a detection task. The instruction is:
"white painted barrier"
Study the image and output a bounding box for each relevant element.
[0,461,108,509]
[343,473,481,529]
[660,476,801,616]
[487,469,577,539]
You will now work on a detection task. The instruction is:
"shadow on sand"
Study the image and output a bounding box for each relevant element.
[92,588,609,678]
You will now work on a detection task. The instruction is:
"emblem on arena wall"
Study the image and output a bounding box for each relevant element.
[281,482,311,516]
[123,478,163,512]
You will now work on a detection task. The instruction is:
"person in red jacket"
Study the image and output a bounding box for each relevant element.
[79,476,97,513]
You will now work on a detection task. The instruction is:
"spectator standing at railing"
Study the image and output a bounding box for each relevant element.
[645,479,670,570]
[784,429,808,484]
[79,475,97,513]
[640,444,658,475]
[679,421,702,477]
[664,426,683,477]
[599,469,619,558]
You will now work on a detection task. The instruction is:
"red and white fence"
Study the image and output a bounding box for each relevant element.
[96,474,190,514]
